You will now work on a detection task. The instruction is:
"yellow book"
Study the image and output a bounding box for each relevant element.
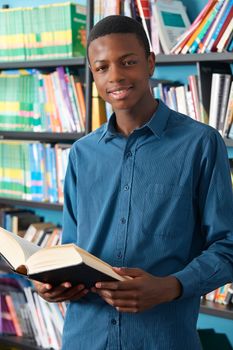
[92,82,107,131]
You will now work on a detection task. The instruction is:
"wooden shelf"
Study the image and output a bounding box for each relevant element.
[0,198,63,211]
[0,335,41,350]
[0,131,85,142]
[200,300,233,320]
[0,57,85,69]
[156,52,233,65]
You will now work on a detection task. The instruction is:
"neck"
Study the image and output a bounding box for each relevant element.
[115,96,158,136]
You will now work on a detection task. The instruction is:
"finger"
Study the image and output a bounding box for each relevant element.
[113,267,143,277]
[33,281,53,293]
[95,279,136,291]
[96,289,135,300]
[101,296,139,310]
[43,285,88,302]
[40,283,85,299]
[116,306,139,313]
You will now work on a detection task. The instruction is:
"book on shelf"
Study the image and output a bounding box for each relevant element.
[0,2,86,61]
[196,61,232,124]
[0,227,128,288]
[151,0,191,54]
[205,0,233,53]
[209,73,231,130]
[92,82,107,131]
[171,0,233,54]
[223,81,233,137]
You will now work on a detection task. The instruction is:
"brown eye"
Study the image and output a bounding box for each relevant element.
[123,60,137,66]
[96,66,107,72]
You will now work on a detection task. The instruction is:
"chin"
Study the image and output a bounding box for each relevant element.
[111,100,136,111]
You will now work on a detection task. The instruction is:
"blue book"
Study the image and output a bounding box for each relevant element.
[226,34,233,52]
[206,0,233,52]
[189,0,225,54]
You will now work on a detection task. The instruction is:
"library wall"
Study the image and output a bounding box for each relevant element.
[0,0,232,348]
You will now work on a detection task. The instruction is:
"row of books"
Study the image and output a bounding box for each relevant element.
[204,283,233,305]
[0,141,71,204]
[0,2,86,61]
[93,0,232,55]
[172,0,233,54]
[93,0,191,54]
[0,67,86,133]
[153,73,233,139]
[0,205,61,246]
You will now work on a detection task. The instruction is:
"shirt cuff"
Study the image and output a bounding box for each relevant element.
[171,266,200,299]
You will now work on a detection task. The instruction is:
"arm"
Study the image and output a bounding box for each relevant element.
[173,130,233,298]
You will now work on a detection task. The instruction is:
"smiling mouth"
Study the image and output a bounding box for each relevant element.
[108,87,133,100]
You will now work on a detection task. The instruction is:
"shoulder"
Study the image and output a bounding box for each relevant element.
[70,123,107,153]
[167,108,223,144]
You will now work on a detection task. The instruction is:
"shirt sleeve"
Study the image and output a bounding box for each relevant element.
[173,129,233,299]
[62,147,78,244]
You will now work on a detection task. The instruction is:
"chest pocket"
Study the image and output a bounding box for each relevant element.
[142,183,192,237]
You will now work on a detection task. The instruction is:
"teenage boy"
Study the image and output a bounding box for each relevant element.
[35,16,233,350]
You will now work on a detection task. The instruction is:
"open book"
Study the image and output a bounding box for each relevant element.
[0,227,126,288]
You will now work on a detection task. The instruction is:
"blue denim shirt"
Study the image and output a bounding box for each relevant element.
[62,100,233,350]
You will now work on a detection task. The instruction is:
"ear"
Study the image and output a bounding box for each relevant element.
[147,52,156,77]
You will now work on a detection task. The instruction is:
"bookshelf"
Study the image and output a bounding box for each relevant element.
[0,0,232,348]
[200,301,233,320]
[0,335,40,350]
[0,2,92,347]
[156,52,233,65]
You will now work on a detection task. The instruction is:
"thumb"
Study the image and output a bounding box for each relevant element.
[113,267,143,277]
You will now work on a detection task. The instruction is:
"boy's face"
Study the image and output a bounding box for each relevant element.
[88,33,155,113]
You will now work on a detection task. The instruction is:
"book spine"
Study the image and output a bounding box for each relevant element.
[206,0,233,52]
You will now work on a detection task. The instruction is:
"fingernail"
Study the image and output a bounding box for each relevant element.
[45,284,51,290]
[64,282,72,288]
[95,282,101,288]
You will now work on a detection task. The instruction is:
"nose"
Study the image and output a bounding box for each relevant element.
[108,64,125,83]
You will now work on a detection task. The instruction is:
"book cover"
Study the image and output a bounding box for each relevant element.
[152,0,191,54]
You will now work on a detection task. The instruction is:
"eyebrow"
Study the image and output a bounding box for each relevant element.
[93,53,137,64]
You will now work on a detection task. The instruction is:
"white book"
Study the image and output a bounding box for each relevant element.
[152,0,191,54]
[218,74,232,134]
[223,81,233,137]
[209,73,229,129]
[175,85,188,115]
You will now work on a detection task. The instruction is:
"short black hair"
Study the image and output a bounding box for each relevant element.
[87,15,150,58]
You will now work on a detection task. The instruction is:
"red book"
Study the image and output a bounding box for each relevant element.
[211,6,233,51]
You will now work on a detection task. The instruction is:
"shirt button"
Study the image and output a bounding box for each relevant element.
[121,217,126,224]
[126,151,132,158]
[111,319,117,325]
[124,185,129,191]
[117,251,122,258]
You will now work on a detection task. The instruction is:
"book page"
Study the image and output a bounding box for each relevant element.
[0,227,41,270]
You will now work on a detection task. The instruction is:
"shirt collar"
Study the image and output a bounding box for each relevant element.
[98,99,171,143]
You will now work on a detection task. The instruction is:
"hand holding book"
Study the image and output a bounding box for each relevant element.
[33,279,90,303]
[0,227,127,288]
